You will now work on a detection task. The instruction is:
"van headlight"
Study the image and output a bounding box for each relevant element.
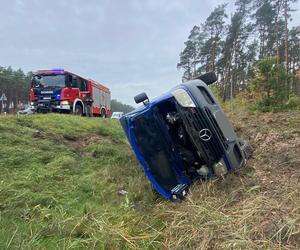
[172,89,196,107]
[60,100,69,105]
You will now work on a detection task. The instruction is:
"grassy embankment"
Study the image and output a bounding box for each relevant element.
[0,112,300,249]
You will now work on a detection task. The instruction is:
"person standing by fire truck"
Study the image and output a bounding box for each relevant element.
[83,93,93,117]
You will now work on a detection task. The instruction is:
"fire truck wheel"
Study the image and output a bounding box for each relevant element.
[75,104,83,116]
[101,109,106,118]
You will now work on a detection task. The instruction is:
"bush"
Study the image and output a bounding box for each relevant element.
[286,94,300,110]
[209,84,222,104]
[247,94,300,112]
[247,57,292,112]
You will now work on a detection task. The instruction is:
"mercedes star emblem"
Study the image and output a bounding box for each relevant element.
[199,128,212,141]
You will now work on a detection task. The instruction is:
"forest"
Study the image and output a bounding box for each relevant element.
[178,0,300,111]
[0,66,30,112]
[0,0,299,113]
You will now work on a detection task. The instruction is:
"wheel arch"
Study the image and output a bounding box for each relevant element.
[73,99,85,114]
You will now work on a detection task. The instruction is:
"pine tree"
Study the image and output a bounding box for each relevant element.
[202,4,228,73]
[254,0,276,58]
[0,66,30,112]
[177,0,300,100]
[221,0,254,100]
[289,26,300,91]
[177,26,204,81]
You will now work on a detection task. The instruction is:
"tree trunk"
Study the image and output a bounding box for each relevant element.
[210,37,217,72]
[284,0,289,98]
[275,0,282,65]
[284,0,289,72]
[261,25,265,58]
[222,43,235,102]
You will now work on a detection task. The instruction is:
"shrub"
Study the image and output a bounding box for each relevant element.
[248,57,292,112]
[286,94,300,110]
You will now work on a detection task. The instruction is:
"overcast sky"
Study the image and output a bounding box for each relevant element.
[0,0,299,105]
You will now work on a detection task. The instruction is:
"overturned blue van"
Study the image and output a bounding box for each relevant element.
[120,72,252,202]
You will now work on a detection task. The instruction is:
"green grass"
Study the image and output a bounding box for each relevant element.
[0,112,300,249]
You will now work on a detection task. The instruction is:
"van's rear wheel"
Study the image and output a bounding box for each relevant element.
[75,104,83,116]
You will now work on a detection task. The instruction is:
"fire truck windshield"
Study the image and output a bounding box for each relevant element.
[32,74,65,88]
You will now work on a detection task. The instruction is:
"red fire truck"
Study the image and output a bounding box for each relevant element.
[30,69,111,117]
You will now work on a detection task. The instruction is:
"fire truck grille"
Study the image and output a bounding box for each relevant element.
[40,95,55,101]
[38,94,60,107]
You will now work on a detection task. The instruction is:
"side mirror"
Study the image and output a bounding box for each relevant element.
[31,75,41,88]
[134,92,149,105]
[31,78,35,88]
[197,72,217,85]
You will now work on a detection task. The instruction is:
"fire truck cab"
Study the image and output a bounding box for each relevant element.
[30,69,111,117]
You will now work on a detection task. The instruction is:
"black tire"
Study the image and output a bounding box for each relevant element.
[134,92,148,104]
[197,71,217,85]
[101,109,106,118]
[74,104,83,116]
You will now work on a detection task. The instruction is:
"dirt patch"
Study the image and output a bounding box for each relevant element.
[231,111,300,179]
[32,130,47,139]
[228,110,300,245]
[63,134,113,151]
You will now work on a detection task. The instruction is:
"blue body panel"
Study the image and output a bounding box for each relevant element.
[121,93,188,199]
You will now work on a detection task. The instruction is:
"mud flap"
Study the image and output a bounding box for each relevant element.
[239,140,253,159]
[171,184,189,202]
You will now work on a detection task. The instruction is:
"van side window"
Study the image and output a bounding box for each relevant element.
[197,86,215,105]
